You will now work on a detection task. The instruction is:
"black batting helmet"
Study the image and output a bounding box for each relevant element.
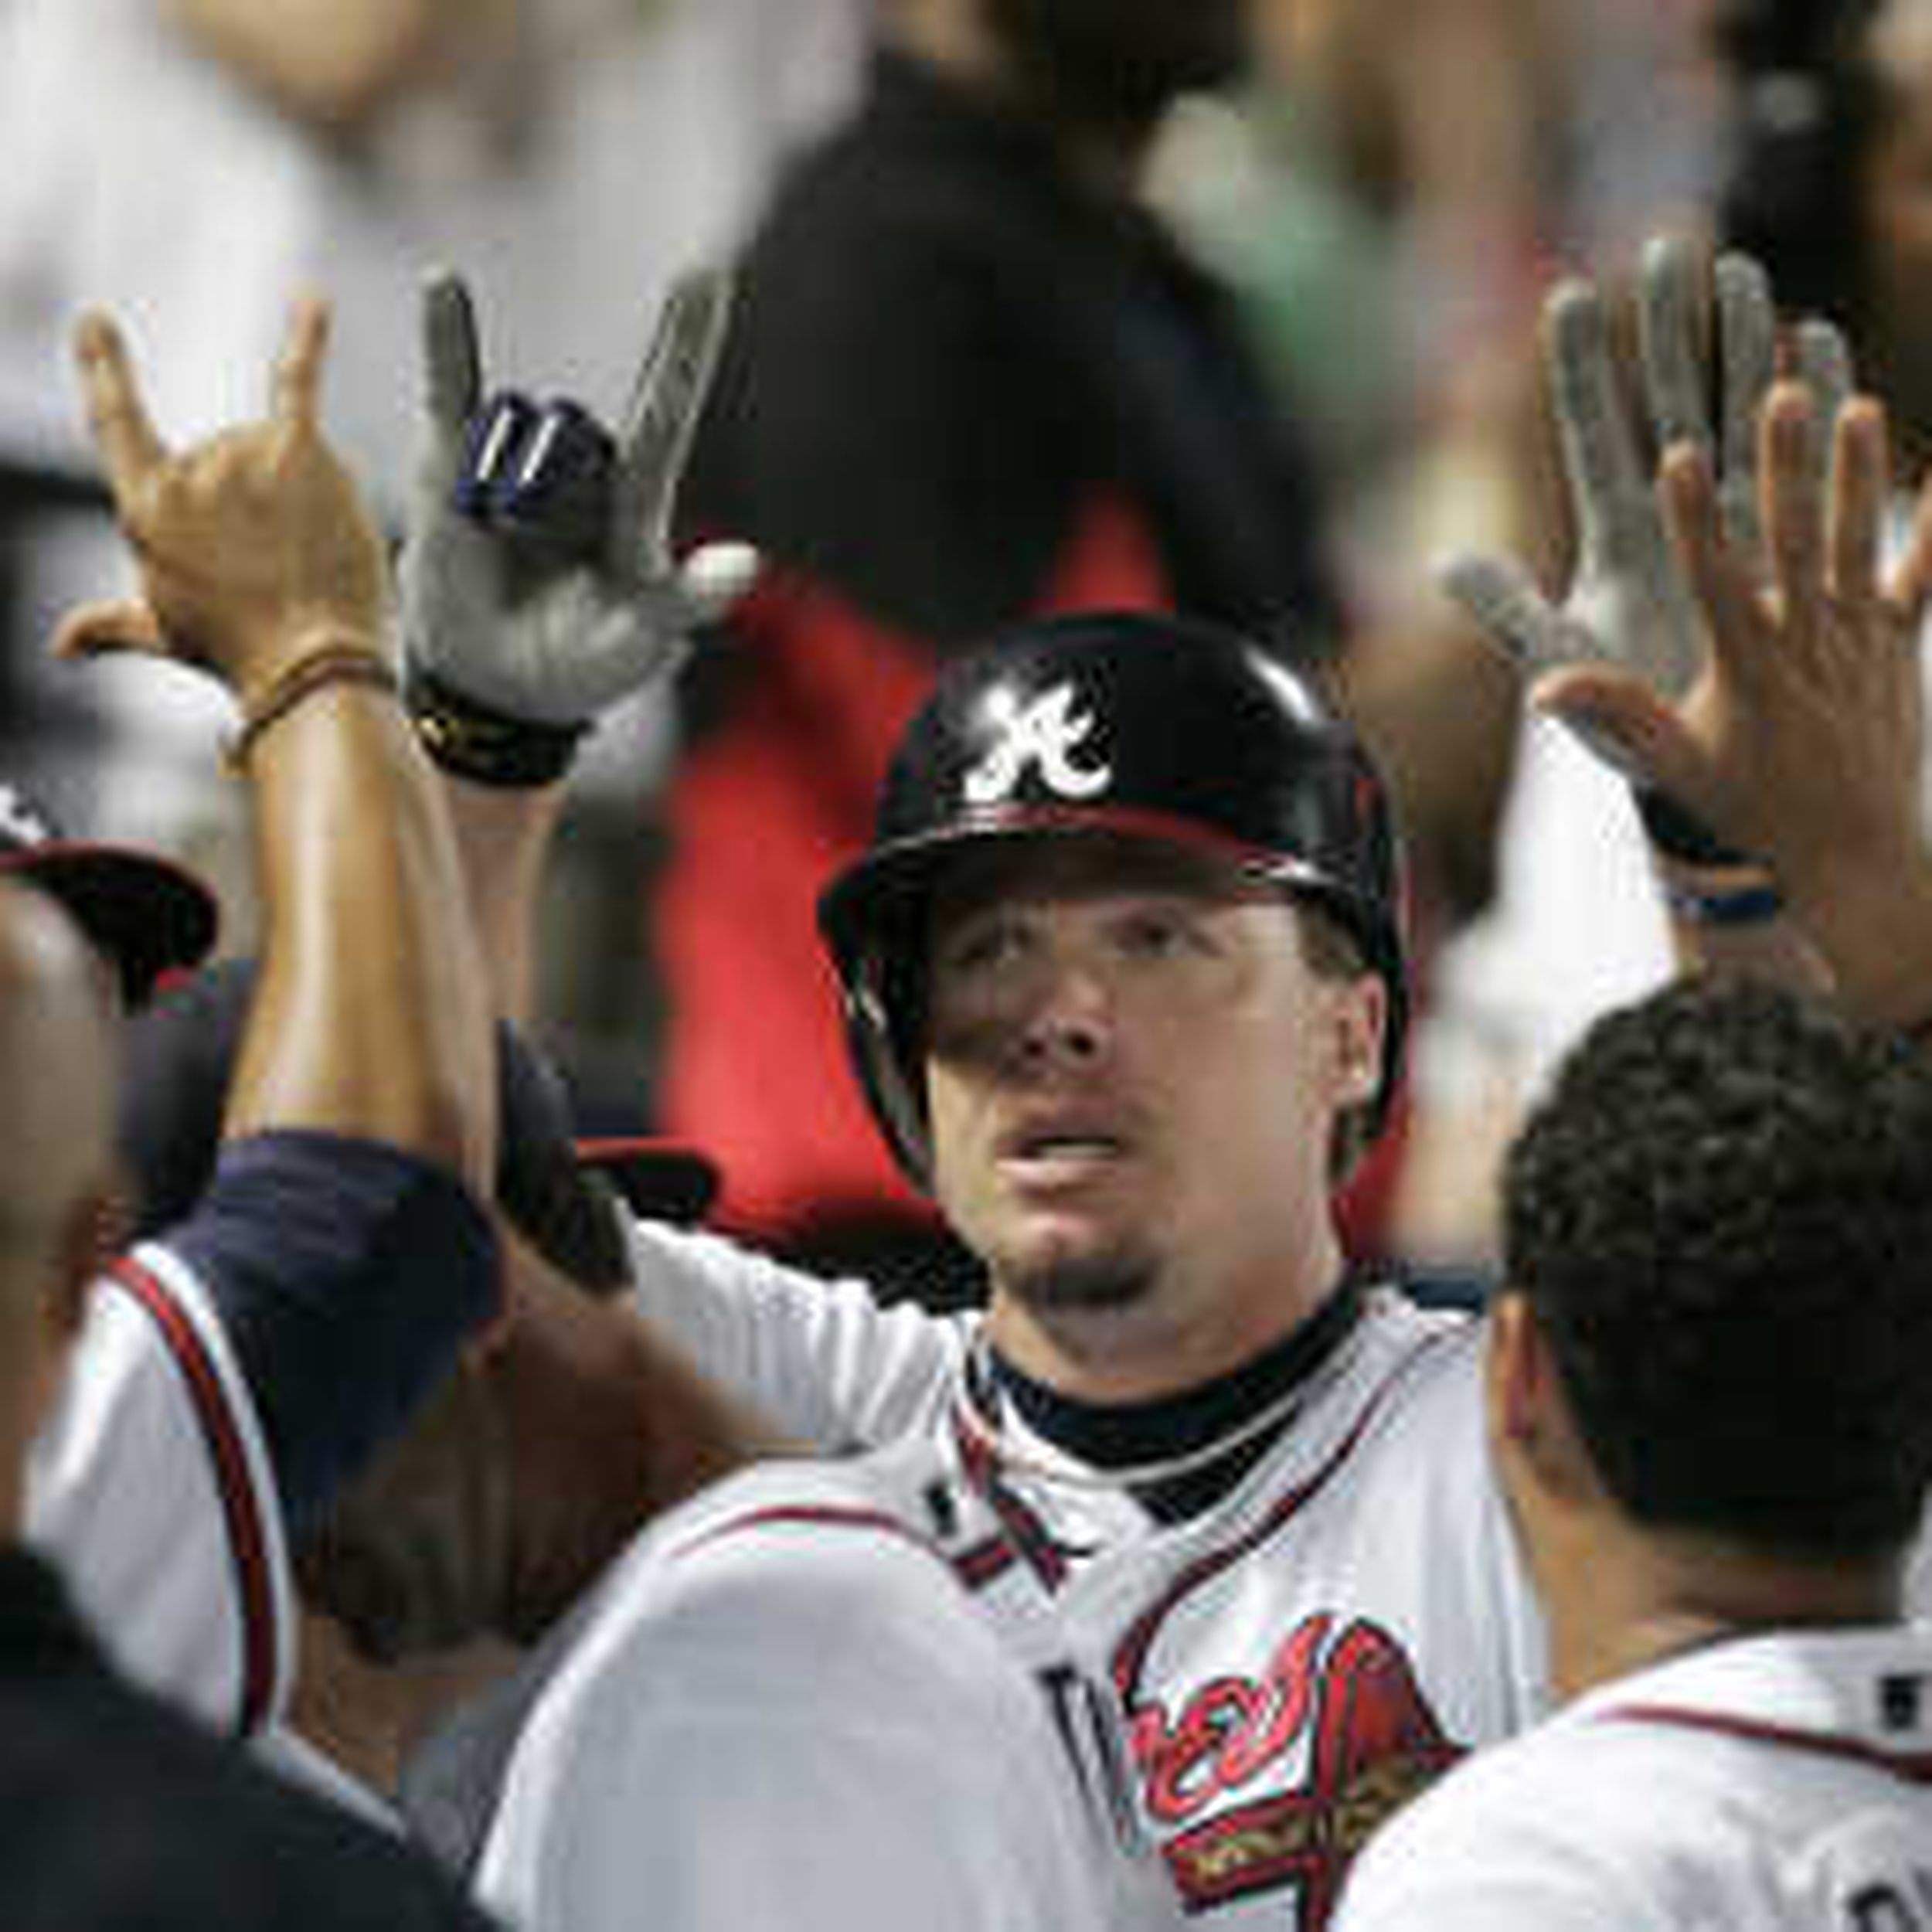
[818,609,1407,1184]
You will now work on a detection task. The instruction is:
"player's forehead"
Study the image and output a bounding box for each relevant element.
[923,832,1272,935]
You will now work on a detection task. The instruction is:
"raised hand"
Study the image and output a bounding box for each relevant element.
[399,265,758,743]
[1546,381,1932,907]
[54,300,392,709]
[1439,234,1853,759]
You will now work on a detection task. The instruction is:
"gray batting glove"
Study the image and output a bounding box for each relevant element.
[1438,236,1852,757]
[399,265,758,730]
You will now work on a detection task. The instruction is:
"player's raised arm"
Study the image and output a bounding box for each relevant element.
[61,296,495,1180]
[41,301,503,1608]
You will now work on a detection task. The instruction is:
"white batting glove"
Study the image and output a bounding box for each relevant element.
[1438,236,1852,760]
[398,265,757,743]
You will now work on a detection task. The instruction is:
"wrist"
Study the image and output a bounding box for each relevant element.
[225,639,399,775]
[1787,850,1932,1029]
[1631,784,1761,870]
[404,665,590,788]
[1654,862,1786,930]
[232,620,386,709]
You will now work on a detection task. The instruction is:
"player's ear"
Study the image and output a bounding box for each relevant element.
[1487,1291,1597,1504]
[1485,1292,1539,1447]
[1328,971,1385,1111]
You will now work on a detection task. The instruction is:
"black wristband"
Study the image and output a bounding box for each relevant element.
[1631,784,1761,869]
[1657,876,1785,927]
[405,665,589,788]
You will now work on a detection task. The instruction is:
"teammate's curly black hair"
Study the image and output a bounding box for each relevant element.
[1502,973,1932,1562]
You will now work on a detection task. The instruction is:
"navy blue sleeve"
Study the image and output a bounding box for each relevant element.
[158,1131,500,1530]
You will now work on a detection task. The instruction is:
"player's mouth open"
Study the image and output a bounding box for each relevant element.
[998,1120,1130,1179]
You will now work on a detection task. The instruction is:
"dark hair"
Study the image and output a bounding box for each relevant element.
[1711,0,1889,331]
[1502,973,1932,1560]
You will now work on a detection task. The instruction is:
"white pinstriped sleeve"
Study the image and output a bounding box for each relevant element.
[23,1240,294,1734]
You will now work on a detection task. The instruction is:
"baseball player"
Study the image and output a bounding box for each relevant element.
[1332,975,1932,1929]
[105,946,775,1827]
[410,241,1932,1927]
[0,877,502,1930]
[17,295,507,1737]
[474,1431,1183,1932]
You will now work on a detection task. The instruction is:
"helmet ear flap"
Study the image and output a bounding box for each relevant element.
[843,945,935,1190]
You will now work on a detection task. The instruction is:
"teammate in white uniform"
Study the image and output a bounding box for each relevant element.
[14,294,504,1736]
[418,241,1932,1926]
[1334,974,1932,1930]
[477,1432,1180,1932]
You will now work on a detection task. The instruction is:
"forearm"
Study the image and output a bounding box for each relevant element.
[461,1239,788,1643]
[442,771,568,1026]
[229,668,494,1195]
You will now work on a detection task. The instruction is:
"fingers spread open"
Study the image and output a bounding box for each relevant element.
[1827,395,1887,611]
[1659,434,1762,696]
[1637,233,1712,461]
[677,540,760,626]
[421,270,484,454]
[49,597,168,663]
[1760,380,1825,641]
[1437,551,1572,677]
[270,296,332,435]
[613,264,734,566]
[1713,250,1776,556]
[73,310,168,499]
[1546,279,1646,569]
[1892,466,1932,632]
[1529,661,1691,790]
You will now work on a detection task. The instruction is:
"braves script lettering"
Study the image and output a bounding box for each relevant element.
[1127,1614,1462,1927]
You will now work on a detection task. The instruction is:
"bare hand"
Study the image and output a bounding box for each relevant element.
[1531,383,1932,904]
[54,300,392,706]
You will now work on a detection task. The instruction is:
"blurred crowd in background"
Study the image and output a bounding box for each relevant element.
[0,0,1860,1290]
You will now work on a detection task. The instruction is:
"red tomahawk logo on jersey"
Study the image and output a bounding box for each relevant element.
[1128,1613,1463,1927]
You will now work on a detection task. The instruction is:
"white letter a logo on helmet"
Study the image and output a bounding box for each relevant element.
[963,682,1112,805]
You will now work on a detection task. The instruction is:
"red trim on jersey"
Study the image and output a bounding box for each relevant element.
[672,1502,945,1567]
[1604,1702,1932,1782]
[951,1403,1071,1591]
[952,1537,1019,1590]
[1109,1332,1455,1702]
[107,1255,278,1734]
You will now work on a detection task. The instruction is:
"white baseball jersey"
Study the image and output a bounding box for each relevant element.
[1332,1625,1932,1929]
[619,1223,1547,1930]
[24,1238,294,1733]
[21,1134,496,1740]
[476,1436,1182,1932]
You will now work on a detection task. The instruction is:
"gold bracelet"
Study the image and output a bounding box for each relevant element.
[223,643,400,777]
